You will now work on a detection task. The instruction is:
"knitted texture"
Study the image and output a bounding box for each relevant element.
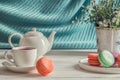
[0,0,97,49]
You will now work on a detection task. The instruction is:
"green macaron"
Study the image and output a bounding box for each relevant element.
[98,50,115,68]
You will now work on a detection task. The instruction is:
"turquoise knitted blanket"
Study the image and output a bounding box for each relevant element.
[1,0,119,49]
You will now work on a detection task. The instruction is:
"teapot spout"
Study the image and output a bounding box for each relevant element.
[48,31,56,51]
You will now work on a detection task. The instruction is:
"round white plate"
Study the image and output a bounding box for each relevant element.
[2,61,35,73]
[78,58,120,74]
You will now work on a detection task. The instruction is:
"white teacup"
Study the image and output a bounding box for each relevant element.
[4,46,37,67]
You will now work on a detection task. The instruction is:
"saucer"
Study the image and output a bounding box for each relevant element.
[2,61,35,73]
[78,58,120,74]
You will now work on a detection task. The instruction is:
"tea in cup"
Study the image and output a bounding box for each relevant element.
[4,46,37,67]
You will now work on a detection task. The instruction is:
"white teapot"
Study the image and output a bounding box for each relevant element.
[8,28,56,59]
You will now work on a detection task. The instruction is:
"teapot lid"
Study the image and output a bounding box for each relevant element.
[24,28,43,37]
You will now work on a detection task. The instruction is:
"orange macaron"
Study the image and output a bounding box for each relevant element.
[36,56,54,76]
[117,54,120,61]
[88,53,100,66]
[117,54,120,66]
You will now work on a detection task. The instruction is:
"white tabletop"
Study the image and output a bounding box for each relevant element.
[0,50,120,80]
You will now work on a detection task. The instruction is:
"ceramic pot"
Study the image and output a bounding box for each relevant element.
[96,28,120,52]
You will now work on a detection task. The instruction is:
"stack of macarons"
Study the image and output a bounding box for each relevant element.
[88,50,116,68]
[88,53,100,66]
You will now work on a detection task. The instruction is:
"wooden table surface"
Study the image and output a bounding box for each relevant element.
[0,50,120,80]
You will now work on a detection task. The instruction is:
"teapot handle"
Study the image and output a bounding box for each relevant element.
[8,33,23,48]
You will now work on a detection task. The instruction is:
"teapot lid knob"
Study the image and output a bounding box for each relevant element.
[32,28,36,32]
[24,27,43,37]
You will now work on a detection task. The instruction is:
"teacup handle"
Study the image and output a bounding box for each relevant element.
[4,51,14,64]
[8,33,23,48]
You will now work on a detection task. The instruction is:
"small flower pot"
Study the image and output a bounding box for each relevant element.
[96,28,120,52]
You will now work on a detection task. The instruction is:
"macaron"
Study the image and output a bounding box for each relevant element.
[88,53,100,66]
[117,54,120,66]
[88,59,100,66]
[112,52,118,58]
[112,52,118,64]
[88,53,99,60]
[117,54,120,61]
[36,56,54,76]
[98,50,115,68]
